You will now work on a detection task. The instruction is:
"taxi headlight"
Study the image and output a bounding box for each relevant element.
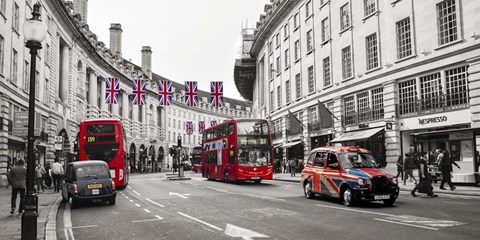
[357,178,365,185]
[392,177,398,185]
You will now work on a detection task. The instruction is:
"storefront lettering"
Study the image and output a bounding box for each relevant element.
[418,116,448,125]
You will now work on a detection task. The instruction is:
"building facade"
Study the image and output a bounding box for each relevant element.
[0,0,251,186]
[234,0,480,184]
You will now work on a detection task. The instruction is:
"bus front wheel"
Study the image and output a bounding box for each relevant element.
[253,179,262,184]
[223,171,229,183]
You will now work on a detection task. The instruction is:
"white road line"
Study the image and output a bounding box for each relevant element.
[70,225,98,229]
[132,190,141,195]
[315,204,395,217]
[129,199,134,203]
[64,229,70,240]
[132,219,162,223]
[374,218,439,231]
[145,198,165,208]
[177,212,223,231]
[242,193,285,201]
[125,196,129,199]
[144,209,151,213]
[155,215,163,220]
[63,204,75,240]
[128,186,132,189]
[443,201,470,206]
[135,203,141,207]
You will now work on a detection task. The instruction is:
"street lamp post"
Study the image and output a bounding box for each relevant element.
[22,3,47,240]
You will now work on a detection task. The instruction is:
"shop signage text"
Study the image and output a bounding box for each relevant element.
[418,116,448,125]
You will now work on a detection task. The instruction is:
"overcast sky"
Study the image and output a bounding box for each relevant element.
[88,0,269,101]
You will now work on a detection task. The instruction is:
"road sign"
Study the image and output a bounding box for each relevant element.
[12,112,42,137]
[55,136,63,150]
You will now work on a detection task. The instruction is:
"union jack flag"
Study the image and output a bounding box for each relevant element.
[184,81,198,107]
[198,121,205,134]
[210,120,217,127]
[186,121,194,135]
[105,77,120,104]
[210,81,224,108]
[158,80,173,106]
[132,79,146,105]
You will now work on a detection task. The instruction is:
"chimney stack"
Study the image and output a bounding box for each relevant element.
[109,23,123,57]
[72,0,88,22]
[141,46,152,79]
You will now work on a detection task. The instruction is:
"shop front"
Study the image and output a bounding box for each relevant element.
[310,134,333,149]
[399,109,479,185]
[330,127,386,167]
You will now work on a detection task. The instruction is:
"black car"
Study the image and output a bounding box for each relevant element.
[62,161,117,208]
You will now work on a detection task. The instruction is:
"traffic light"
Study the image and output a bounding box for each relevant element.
[177,136,182,148]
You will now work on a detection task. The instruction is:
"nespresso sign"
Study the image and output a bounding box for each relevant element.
[418,116,448,125]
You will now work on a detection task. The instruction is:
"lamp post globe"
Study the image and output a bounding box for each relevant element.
[21,3,47,240]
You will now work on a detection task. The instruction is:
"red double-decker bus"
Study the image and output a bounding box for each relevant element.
[78,119,129,188]
[191,146,202,173]
[201,119,273,183]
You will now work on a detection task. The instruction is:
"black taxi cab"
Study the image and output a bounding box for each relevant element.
[301,146,399,206]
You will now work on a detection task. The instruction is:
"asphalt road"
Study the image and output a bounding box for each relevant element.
[56,172,480,240]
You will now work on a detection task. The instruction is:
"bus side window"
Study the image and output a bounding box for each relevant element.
[228,123,234,135]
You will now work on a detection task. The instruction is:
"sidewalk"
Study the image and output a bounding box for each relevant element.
[272,169,480,197]
[0,187,61,240]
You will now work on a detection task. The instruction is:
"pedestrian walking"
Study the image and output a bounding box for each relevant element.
[290,159,297,177]
[411,154,437,197]
[395,155,404,181]
[403,153,417,185]
[51,159,64,193]
[7,159,27,215]
[439,150,460,191]
[44,162,52,188]
[35,164,46,192]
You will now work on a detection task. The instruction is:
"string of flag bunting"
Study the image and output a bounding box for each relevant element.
[104,79,224,109]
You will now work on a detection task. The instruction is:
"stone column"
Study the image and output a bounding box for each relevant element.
[99,78,107,118]
[87,71,98,119]
[60,45,70,103]
[383,80,400,165]
[468,56,480,128]
[332,96,342,144]
[0,94,10,187]
[122,92,129,119]
[112,100,119,118]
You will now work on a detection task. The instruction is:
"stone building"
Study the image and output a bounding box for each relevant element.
[0,0,251,186]
[234,0,480,184]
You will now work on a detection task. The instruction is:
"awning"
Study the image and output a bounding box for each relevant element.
[282,141,302,148]
[330,127,384,143]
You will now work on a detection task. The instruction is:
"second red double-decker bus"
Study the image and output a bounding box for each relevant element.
[201,119,273,183]
[191,146,202,173]
[78,119,129,188]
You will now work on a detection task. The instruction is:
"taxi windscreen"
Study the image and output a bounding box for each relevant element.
[76,165,110,180]
[339,152,378,169]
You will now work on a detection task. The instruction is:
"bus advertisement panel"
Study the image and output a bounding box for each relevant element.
[78,119,129,187]
[191,146,202,173]
[201,119,273,183]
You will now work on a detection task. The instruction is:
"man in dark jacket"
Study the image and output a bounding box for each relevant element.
[403,153,417,185]
[411,155,437,197]
[439,150,460,190]
[7,159,27,215]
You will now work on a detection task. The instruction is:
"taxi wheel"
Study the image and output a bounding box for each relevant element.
[342,188,355,206]
[304,181,314,199]
[68,195,77,209]
[109,198,116,206]
[383,198,396,207]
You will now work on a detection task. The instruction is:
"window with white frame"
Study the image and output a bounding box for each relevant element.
[308,106,318,123]
[306,0,312,18]
[24,60,29,92]
[44,78,49,104]
[323,57,331,87]
[284,49,290,68]
[275,33,280,48]
[13,3,19,31]
[277,85,282,108]
[420,72,442,104]
[372,88,384,120]
[284,23,289,39]
[268,41,273,55]
[343,96,355,125]
[340,3,351,31]
[341,46,352,79]
[276,56,281,75]
[0,0,5,15]
[306,30,314,53]
[295,73,302,99]
[294,12,299,29]
[0,34,3,75]
[11,49,18,85]
[437,0,458,46]
[270,90,274,111]
[308,66,315,93]
[294,40,300,61]
[45,44,50,66]
[446,66,468,106]
[321,17,330,42]
[269,62,273,80]
[366,33,379,70]
[364,0,376,16]
[357,92,370,122]
[396,17,412,60]
[286,80,291,103]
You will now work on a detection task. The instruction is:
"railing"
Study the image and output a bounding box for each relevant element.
[397,91,469,117]
[342,108,384,127]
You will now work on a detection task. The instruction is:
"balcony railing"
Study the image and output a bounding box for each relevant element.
[342,108,384,127]
[397,91,469,117]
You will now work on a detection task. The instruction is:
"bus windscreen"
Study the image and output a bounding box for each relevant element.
[86,124,115,134]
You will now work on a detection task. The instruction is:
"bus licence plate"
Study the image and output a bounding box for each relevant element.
[92,189,99,195]
[374,195,390,200]
[252,176,260,180]
[87,184,103,189]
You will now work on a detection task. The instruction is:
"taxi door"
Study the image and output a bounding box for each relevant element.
[321,152,341,197]
[311,152,325,193]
